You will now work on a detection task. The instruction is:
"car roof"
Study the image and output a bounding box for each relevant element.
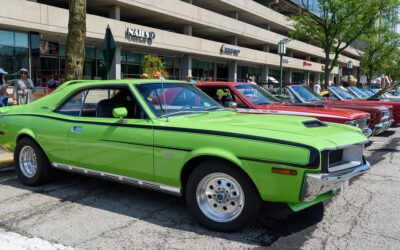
[54,79,190,93]
[194,81,252,86]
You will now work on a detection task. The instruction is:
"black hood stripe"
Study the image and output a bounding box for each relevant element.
[1,114,320,168]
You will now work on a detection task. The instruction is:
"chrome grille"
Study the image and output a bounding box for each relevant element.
[353,117,370,131]
[328,144,364,172]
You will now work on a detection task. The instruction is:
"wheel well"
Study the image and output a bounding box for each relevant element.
[180,156,259,196]
[17,134,35,143]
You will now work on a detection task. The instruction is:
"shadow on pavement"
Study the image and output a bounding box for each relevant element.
[0,170,324,248]
[376,130,395,137]
[367,137,400,165]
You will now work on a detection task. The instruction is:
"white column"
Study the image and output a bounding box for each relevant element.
[314,73,321,84]
[110,46,121,80]
[304,56,311,83]
[181,55,192,79]
[109,5,120,20]
[285,69,292,83]
[261,66,269,83]
[182,24,193,80]
[231,36,238,46]
[229,61,237,82]
[230,11,239,20]
[183,24,192,36]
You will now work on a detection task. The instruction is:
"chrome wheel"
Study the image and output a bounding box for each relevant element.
[19,145,37,178]
[196,172,245,223]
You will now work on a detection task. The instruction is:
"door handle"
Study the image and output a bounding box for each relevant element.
[71,126,82,133]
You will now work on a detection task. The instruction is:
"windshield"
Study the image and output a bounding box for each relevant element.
[360,89,375,97]
[234,84,280,105]
[329,86,356,100]
[136,83,223,117]
[348,86,370,99]
[289,85,322,102]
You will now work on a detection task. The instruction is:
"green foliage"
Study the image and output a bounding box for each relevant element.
[383,50,400,83]
[360,0,400,87]
[141,55,169,79]
[290,0,386,87]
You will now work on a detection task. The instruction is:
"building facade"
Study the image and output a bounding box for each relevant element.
[0,0,361,86]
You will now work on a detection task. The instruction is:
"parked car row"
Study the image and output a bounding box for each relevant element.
[0,80,378,231]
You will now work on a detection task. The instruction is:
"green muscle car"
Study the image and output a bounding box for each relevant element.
[0,80,370,231]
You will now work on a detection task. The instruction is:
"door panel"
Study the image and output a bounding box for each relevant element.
[67,117,154,181]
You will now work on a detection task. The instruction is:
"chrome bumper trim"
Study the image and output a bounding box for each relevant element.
[52,162,182,196]
[373,119,393,135]
[363,128,373,137]
[300,159,370,202]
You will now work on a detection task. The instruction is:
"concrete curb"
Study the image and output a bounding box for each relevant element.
[0,157,13,169]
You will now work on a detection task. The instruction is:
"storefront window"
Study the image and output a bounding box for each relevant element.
[96,48,104,60]
[15,32,29,48]
[0,29,29,81]
[239,66,261,83]
[292,72,305,83]
[0,30,14,46]
[85,47,96,59]
[192,59,213,81]
[59,44,66,57]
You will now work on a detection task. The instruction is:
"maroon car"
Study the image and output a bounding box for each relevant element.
[287,85,393,135]
[194,82,372,137]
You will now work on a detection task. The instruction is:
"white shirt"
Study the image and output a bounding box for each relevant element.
[313,84,322,93]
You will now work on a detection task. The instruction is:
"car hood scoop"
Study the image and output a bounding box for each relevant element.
[302,120,327,128]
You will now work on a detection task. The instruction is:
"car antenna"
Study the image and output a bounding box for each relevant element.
[161,74,169,122]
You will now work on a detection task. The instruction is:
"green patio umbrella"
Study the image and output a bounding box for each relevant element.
[102,25,116,80]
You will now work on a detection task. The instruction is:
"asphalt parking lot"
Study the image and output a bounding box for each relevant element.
[0,127,399,249]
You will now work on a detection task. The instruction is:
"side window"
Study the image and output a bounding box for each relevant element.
[229,90,249,108]
[57,90,86,116]
[57,87,148,119]
[81,89,110,117]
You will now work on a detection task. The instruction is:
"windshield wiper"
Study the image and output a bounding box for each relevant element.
[204,106,225,111]
[160,110,209,118]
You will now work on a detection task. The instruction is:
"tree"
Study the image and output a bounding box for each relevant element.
[360,0,400,87]
[141,55,169,79]
[383,48,400,83]
[65,0,86,81]
[290,0,384,88]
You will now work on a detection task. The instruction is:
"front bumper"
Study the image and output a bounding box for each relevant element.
[300,158,370,202]
[373,119,394,135]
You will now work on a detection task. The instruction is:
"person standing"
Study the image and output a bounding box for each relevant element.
[12,68,35,105]
[186,73,196,84]
[0,68,9,107]
[155,71,165,80]
[313,82,322,94]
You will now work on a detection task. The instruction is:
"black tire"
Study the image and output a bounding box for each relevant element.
[14,137,53,186]
[185,160,261,232]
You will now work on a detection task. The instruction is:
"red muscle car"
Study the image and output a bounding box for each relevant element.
[287,85,393,135]
[194,82,372,136]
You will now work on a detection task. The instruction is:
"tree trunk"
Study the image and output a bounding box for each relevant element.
[324,50,330,89]
[367,68,373,88]
[65,0,86,82]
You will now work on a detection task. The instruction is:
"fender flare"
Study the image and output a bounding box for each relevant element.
[181,147,257,184]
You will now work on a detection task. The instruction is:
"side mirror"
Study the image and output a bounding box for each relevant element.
[113,107,128,122]
[228,101,237,108]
